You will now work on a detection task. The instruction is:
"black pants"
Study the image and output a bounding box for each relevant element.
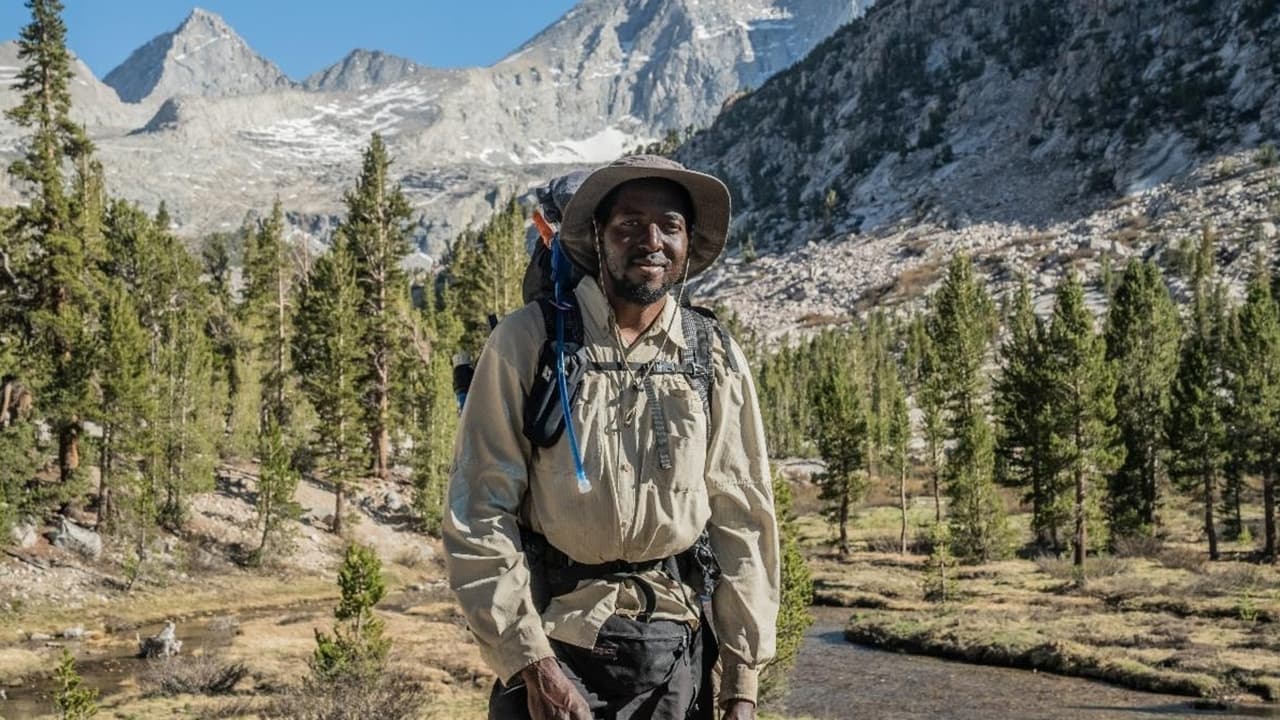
[488,616,716,720]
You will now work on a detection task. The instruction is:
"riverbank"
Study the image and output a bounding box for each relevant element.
[797,486,1280,706]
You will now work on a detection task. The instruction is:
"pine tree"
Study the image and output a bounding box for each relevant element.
[241,199,293,428]
[759,473,813,701]
[863,312,893,485]
[1104,261,1180,539]
[926,254,996,421]
[6,0,99,486]
[95,281,152,533]
[1169,283,1228,560]
[448,197,528,355]
[812,353,869,555]
[148,212,220,529]
[201,233,243,446]
[0,420,38,537]
[995,280,1062,550]
[410,297,463,535]
[885,361,912,554]
[52,649,98,719]
[1044,273,1123,568]
[945,409,1011,562]
[1232,258,1280,559]
[907,312,946,522]
[251,417,301,564]
[312,543,390,682]
[927,254,999,551]
[293,244,365,534]
[340,135,413,479]
[922,524,958,603]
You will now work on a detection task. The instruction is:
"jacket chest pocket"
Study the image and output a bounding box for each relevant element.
[642,386,706,492]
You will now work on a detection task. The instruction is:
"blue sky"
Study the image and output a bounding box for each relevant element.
[0,1,579,80]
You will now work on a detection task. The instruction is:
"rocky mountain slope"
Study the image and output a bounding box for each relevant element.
[680,0,1280,339]
[102,8,295,104]
[0,1,872,255]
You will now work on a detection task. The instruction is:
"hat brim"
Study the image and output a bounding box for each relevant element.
[558,164,731,279]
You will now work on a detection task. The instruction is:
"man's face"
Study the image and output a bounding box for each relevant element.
[597,179,692,307]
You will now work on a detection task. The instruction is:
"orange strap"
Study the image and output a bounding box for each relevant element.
[532,210,555,248]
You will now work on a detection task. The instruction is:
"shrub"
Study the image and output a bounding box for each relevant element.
[141,654,248,696]
[922,524,959,603]
[1113,533,1163,558]
[311,543,389,683]
[274,672,428,720]
[53,650,98,720]
[1156,546,1206,572]
[1257,143,1278,168]
[760,474,814,702]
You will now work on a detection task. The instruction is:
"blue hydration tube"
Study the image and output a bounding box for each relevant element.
[551,236,591,494]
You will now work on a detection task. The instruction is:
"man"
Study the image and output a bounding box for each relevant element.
[444,155,779,720]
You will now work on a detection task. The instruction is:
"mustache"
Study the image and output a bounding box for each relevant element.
[629,252,671,267]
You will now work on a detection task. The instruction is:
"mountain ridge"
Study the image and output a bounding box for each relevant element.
[0,0,872,254]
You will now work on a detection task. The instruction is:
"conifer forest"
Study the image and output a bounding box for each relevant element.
[3,0,1280,718]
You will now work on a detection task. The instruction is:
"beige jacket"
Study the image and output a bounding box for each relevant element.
[443,276,779,705]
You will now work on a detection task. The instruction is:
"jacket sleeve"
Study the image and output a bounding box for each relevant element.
[442,314,554,684]
[704,336,781,706]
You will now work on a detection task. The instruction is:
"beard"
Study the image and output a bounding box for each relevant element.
[604,251,676,306]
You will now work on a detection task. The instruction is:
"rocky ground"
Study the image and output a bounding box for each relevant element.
[0,464,454,718]
[698,150,1280,344]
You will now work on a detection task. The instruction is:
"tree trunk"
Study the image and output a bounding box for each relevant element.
[59,419,80,483]
[1204,466,1218,561]
[838,481,850,556]
[931,436,942,523]
[899,462,908,555]
[1232,471,1243,539]
[334,481,345,535]
[1264,466,1276,562]
[275,260,287,423]
[1144,440,1158,529]
[372,424,389,480]
[1074,463,1086,568]
[98,427,113,533]
[1073,402,1086,568]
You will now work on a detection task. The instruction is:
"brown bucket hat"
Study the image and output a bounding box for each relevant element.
[558,154,732,279]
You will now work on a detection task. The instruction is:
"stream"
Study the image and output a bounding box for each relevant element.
[774,606,1279,720]
[4,604,1278,719]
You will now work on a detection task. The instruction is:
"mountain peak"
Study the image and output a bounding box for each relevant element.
[104,8,294,104]
[177,7,232,33]
[302,48,426,92]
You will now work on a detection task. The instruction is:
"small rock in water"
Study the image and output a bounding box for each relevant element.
[138,620,182,658]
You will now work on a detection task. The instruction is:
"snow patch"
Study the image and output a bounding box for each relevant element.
[524,126,649,165]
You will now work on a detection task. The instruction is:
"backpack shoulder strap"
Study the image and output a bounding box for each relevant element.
[678,305,736,416]
[536,297,585,350]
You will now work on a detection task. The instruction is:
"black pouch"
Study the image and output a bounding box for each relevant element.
[523,341,587,448]
[553,615,691,698]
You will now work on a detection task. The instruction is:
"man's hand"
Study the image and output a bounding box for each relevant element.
[722,699,756,720]
[521,657,592,720]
